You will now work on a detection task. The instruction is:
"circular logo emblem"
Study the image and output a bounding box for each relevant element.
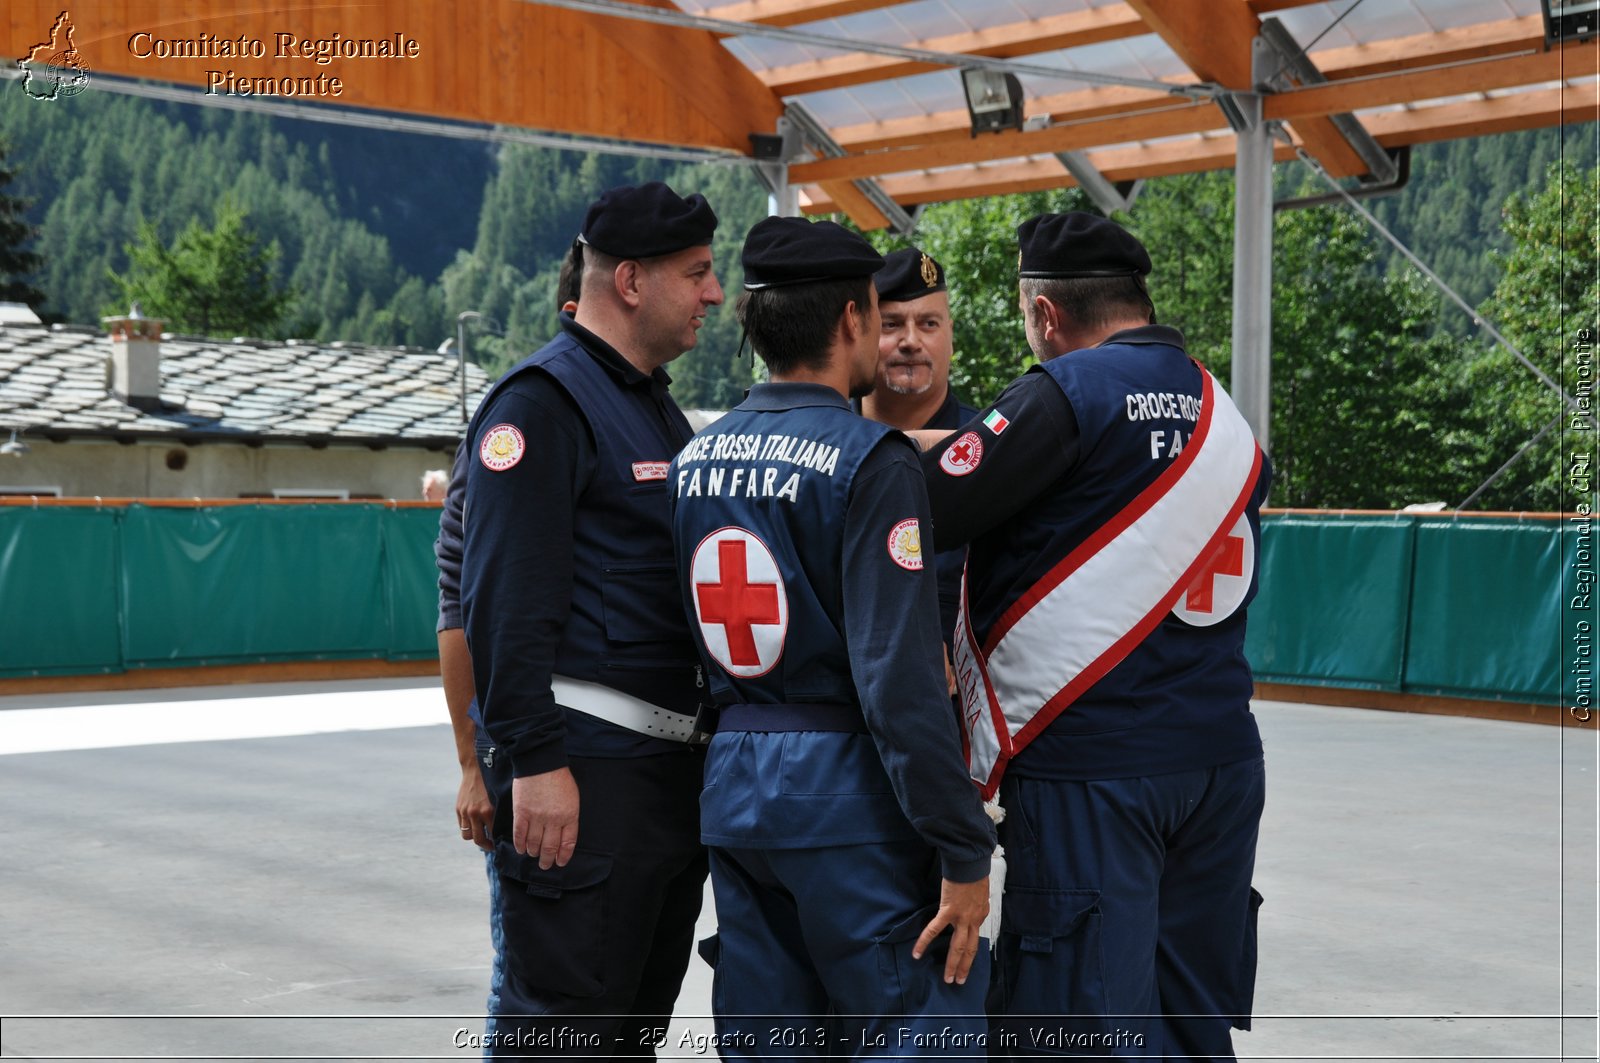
[1172,514,1255,627]
[887,518,923,571]
[691,527,789,678]
[478,423,526,472]
[47,51,91,97]
[939,431,984,477]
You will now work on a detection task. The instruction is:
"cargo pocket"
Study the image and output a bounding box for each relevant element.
[493,843,614,999]
[991,888,1112,1048]
[873,904,941,1014]
[697,933,723,1015]
[1231,888,1265,1031]
[600,559,682,643]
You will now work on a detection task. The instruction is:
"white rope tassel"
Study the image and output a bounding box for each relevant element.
[981,799,1006,942]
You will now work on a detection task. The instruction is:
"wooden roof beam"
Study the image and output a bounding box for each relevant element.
[700,0,908,29]
[789,99,1223,183]
[758,4,1145,97]
[1265,40,1600,122]
[800,86,1591,213]
[815,15,1548,153]
[1127,0,1367,176]
[1309,14,1544,81]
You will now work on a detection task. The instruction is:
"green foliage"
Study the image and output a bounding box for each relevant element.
[107,201,294,336]
[1471,161,1600,511]
[0,136,45,309]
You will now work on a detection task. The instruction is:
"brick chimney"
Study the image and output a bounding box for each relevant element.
[102,303,165,410]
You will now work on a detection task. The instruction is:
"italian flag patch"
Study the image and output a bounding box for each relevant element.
[983,409,1010,435]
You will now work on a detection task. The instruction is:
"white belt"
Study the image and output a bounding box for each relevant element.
[551,674,705,744]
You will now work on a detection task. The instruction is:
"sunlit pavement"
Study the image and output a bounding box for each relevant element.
[0,679,1593,1062]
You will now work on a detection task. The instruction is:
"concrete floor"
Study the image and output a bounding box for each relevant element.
[0,679,1594,1062]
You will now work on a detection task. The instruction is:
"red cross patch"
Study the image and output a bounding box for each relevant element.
[1172,514,1254,627]
[690,527,789,677]
[939,431,984,477]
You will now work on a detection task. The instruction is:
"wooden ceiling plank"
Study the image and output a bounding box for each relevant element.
[833,84,1176,153]
[1312,15,1544,82]
[758,4,1144,96]
[817,179,892,230]
[801,87,1588,212]
[1128,0,1366,176]
[1265,41,1600,122]
[701,0,907,29]
[824,17,1549,153]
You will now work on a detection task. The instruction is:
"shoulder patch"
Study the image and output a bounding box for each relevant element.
[939,431,984,477]
[479,424,526,472]
[888,518,924,571]
[983,409,1010,435]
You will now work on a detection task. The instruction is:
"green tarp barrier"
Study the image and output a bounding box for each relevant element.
[1246,516,1415,690]
[0,506,123,676]
[1404,520,1567,703]
[0,504,1585,706]
[383,507,444,660]
[119,504,390,667]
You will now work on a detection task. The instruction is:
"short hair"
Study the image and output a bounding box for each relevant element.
[556,243,583,310]
[580,246,622,300]
[1020,276,1154,331]
[737,277,872,376]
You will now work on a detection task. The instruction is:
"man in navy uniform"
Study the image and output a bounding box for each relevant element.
[859,247,976,652]
[460,183,724,1058]
[917,213,1271,1061]
[438,243,584,1052]
[669,216,995,1056]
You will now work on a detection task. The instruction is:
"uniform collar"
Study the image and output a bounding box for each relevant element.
[847,385,964,429]
[559,313,673,388]
[739,381,851,413]
[1099,323,1186,349]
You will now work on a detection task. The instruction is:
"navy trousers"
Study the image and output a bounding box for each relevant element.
[702,841,989,1060]
[989,756,1265,1061]
[487,751,708,1060]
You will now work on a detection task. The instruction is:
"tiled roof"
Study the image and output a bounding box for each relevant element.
[0,324,492,446]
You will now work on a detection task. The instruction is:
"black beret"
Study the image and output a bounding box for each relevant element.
[741,217,884,290]
[579,182,718,259]
[1017,212,1151,279]
[874,247,947,303]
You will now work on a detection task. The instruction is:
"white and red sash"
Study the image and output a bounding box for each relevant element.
[954,365,1264,798]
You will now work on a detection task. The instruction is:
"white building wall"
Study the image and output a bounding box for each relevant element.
[0,438,457,500]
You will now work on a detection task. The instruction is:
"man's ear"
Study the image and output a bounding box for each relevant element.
[1033,294,1062,342]
[614,260,644,308]
[839,299,864,346]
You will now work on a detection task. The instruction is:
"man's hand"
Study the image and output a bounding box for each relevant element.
[912,876,990,985]
[512,767,580,869]
[456,767,495,852]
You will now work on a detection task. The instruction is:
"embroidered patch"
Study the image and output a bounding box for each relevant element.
[479,424,526,472]
[888,518,924,571]
[691,527,789,677]
[939,431,984,477]
[983,409,1010,435]
[632,461,670,482]
[1172,513,1256,627]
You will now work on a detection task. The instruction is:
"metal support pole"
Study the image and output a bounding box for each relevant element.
[763,162,799,218]
[1230,36,1278,449]
[457,310,483,425]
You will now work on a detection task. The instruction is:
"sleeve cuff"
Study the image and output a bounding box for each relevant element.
[940,850,995,884]
[508,738,569,779]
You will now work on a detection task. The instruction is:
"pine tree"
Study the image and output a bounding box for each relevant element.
[107,201,294,337]
[0,137,46,309]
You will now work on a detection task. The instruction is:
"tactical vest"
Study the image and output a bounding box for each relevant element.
[962,338,1267,781]
[669,389,891,709]
[472,329,703,754]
